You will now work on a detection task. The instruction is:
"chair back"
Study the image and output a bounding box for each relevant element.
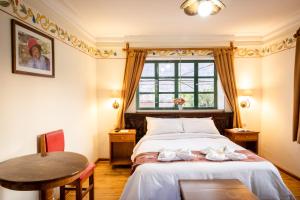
[43,129,65,152]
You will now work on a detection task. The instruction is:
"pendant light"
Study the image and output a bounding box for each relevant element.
[180,0,225,17]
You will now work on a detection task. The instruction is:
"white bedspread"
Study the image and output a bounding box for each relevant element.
[120,133,295,200]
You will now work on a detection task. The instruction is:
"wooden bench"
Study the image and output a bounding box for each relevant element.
[179,179,258,200]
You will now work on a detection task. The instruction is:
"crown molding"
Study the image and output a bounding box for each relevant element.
[0,0,118,58]
[39,0,96,42]
[96,36,234,47]
[95,34,265,48]
[263,10,300,42]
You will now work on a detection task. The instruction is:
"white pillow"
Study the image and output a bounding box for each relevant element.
[182,118,220,134]
[146,117,184,135]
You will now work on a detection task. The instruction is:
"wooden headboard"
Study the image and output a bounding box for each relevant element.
[125,112,233,142]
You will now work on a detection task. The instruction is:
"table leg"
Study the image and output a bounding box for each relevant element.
[40,189,53,200]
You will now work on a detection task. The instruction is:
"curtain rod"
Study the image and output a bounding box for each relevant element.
[122,41,237,52]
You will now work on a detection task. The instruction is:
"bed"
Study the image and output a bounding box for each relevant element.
[121,112,294,200]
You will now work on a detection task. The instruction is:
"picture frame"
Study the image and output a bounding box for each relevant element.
[11,19,55,78]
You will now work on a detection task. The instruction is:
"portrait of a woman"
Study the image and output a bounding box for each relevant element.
[26,38,50,71]
[12,19,54,77]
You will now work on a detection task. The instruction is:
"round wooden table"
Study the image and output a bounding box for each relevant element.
[0,151,88,200]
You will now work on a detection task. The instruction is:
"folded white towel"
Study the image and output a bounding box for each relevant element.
[158,146,247,162]
[176,148,195,161]
[201,146,247,161]
[205,151,228,161]
[200,147,216,155]
[158,148,195,162]
[226,152,247,160]
[158,149,180,161]
[223,145,235,154]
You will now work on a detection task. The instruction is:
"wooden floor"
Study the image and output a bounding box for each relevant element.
[66,161,300,200]
[280,171,300,199]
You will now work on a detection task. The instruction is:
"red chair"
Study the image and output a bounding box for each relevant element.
[40,129,95,200]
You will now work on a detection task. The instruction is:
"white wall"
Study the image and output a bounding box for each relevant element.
[235,57,262,132]
[97,58,126,158]
[0,12,98,199]
[261,48,300,177]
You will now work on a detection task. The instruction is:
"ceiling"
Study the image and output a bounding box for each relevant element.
[41,0,300,43]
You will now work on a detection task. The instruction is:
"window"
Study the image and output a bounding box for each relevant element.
[137,60,218,110]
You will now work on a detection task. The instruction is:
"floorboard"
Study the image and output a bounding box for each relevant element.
[65,161,300,200]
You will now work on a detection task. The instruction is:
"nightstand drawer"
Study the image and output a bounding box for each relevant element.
[110,134,135,142]
[233,134,258,141]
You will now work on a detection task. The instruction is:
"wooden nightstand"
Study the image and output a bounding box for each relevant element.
[224,129,259,154]
[109,129,136,166]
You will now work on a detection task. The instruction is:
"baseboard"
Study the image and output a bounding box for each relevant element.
[275,165,300,181]
[259,153,300,181]
[95,158,109,163]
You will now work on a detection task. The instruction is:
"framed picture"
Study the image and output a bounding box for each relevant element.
[11,19,55,77]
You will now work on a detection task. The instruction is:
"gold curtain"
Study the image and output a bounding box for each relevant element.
[214,48,242,128]
[117,49,148,129]
[293,28,300,143]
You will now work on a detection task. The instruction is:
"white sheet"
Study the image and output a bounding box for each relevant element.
[121,133,295,200]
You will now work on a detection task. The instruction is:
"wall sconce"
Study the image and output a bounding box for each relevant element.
[238,89,253,109]
[112,99,119,109]
[240,97,251,108]
[238,89,253,130]
[111,90,121,110]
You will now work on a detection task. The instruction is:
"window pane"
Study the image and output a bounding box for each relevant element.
[139,94,155,108]
[142,63,155,77]
[159,63,174,77]
[198,78,214,92]
[198,93,214,108]
[139,79,155,92]
[179,78,194,92]
[198,63,214,76]
[138,60,219,110]
[179,93,194,107]
[159,79,175,92]
[179,63,194,77]
[159,94,174,108]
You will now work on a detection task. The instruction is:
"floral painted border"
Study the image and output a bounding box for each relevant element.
[235,35,296,58]
[235,48,263,58]
[147,35,296,58]
[147,49,213,57]
[0,0,119,58]
[0,0,296,59]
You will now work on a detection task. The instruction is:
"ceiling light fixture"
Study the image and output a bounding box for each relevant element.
[180,0,225,17]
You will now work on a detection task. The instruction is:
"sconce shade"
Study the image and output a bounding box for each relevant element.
[111,90,121,98]
[238,89,253,97]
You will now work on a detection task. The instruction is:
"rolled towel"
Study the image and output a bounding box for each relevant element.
[226,152,247,161]
[176,148,195,161]
[223,145,235,154]
[158,149,180,162]
[200,147,215,155]
[205,151,228,161]
[201,146,246,161]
